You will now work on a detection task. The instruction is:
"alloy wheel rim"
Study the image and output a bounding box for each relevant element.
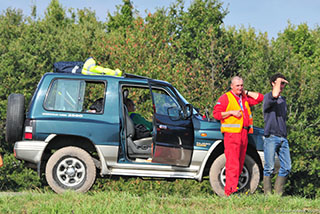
[220,166,250,190]
[56,157,86,187]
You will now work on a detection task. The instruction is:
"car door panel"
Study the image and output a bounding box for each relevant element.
[148,80,194,167]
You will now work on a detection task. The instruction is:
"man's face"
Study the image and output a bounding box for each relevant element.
[279,82,286,93]
[231,79,244,96]
[127,101,135,112]
[272,79,286,93]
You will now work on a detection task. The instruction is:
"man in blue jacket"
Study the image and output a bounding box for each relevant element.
[263,73,291,195]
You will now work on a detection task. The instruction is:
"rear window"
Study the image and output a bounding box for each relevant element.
[44,79,106,113]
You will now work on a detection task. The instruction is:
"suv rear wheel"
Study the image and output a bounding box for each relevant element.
[6,93,25,144]
[45,146,96,193]
[209,153,260,196]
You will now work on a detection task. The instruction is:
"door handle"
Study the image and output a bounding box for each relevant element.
[159,125,167,130]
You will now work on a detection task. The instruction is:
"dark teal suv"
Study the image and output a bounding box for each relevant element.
[6,72,266,195]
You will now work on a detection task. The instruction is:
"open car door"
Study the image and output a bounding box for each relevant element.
[149,80,194,167]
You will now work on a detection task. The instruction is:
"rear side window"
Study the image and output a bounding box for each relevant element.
[44,79,106,113]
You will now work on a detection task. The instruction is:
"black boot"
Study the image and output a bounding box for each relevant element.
[274,176,287,196]
[263,176,272,195]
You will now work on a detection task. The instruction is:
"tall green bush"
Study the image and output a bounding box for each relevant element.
[0,0,318,197]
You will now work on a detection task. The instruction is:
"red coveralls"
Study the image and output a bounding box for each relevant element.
[213,91,263,196]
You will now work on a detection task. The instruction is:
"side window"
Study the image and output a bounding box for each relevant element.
[152,89,180,116]
[44,79,105,113]
[83,82,106,113]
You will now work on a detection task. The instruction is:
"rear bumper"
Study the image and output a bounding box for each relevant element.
[14,141,47,164]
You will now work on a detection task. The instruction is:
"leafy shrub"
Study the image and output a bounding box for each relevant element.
[0,154,42,191]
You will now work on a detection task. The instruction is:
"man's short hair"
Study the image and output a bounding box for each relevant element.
[270,73,286,86]
[231,76,243,84]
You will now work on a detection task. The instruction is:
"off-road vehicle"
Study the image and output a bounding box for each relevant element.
[6,72,266,196]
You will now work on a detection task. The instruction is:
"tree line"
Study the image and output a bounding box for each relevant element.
[0,0,319,197]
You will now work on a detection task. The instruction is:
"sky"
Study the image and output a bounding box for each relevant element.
[1,0,320,40]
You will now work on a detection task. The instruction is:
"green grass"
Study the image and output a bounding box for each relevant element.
[0,190,319,214]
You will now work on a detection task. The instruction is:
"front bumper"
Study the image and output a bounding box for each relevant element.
[14,141,47,164]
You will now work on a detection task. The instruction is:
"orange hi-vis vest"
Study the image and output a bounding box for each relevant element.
[220,91,254,134]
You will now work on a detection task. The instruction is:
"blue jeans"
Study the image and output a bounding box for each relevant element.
[263,135,291,177]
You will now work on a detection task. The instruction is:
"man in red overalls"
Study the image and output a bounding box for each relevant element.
[213,76,263,196]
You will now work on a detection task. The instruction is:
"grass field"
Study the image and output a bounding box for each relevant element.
[0,190,319,214]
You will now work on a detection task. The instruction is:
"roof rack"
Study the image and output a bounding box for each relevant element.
[124,73,151,80]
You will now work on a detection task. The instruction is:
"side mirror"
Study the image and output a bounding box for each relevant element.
[183,104,193,119]
[167,107,182,121]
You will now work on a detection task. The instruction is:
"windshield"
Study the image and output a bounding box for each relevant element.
[173,87,201,115]
[173,87,189,105]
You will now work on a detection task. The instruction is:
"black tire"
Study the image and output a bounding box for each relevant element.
[209,153,260,196]
[6,93,25,144]
[45,146,96,193]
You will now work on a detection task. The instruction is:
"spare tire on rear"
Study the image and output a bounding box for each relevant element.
[6,93,25,144]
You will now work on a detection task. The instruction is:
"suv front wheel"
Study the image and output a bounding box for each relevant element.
[45,146,96,193]
[209,153,260,196]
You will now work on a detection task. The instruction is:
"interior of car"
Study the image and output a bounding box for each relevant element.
[123,89,153,160]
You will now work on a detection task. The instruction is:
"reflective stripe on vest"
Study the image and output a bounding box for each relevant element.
[221,124,241,128]
[221,91,253,134]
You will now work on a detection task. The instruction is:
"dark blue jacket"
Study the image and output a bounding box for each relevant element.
[263,92,287,137]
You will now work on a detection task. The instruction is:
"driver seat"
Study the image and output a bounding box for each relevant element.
[123,90,152,159]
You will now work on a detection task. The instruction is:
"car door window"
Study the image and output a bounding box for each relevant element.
[152,89,180,116]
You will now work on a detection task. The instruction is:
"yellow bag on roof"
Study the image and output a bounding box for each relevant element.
[82,57,122,77]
